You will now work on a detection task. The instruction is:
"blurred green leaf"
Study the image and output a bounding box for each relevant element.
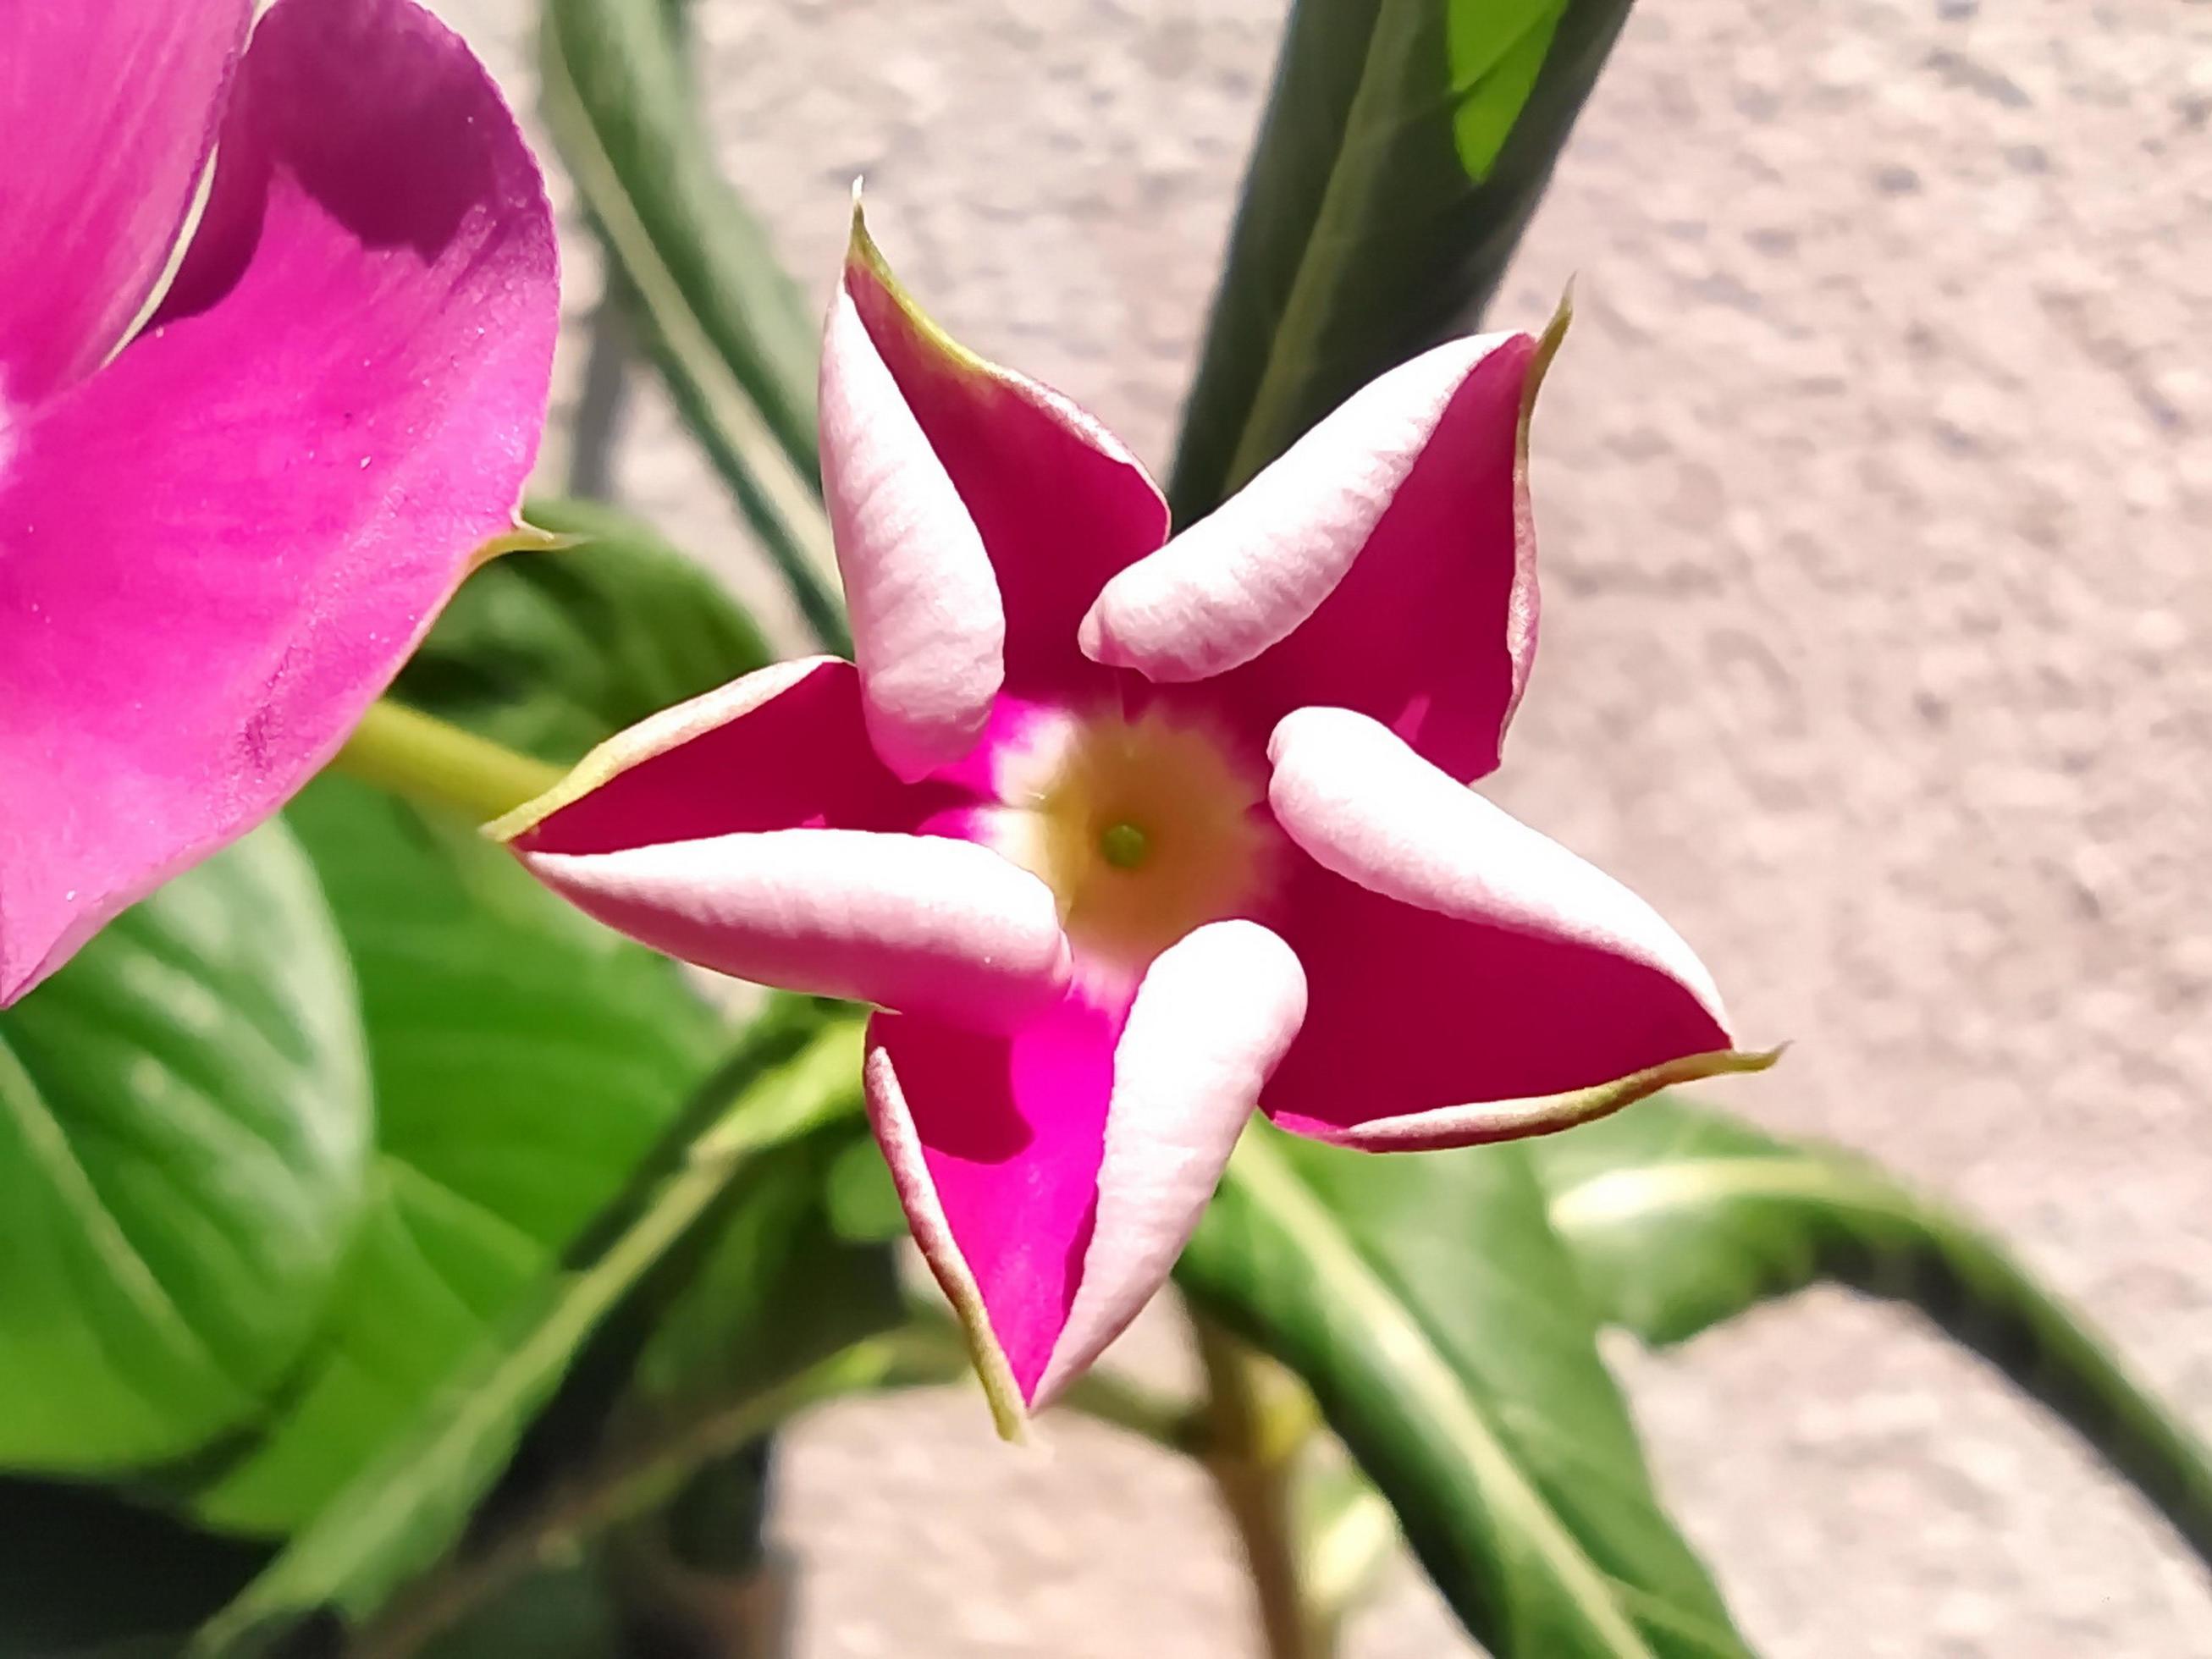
[418,1563,624,1659]
[193,1018,868,1651]
[539,0,848,650]
[394,496,774,767]
[196,488,809,1535]
[0,827,370,1471]
[1532,1095,2212,1568]
[0,1477,267,1655]
[1178,1129,1748,1657]
[823,1129,908,1246]
[1169,0,1630,522]
[185,776,725,1534]
[631,1126,901,1410]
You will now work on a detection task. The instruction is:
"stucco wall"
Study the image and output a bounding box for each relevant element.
[436,2,2212,1652]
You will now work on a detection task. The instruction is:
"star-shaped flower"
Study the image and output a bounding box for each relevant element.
[498,206,1765,1430]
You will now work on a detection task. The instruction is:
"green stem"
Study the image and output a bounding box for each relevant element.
[1300,1470,1398,1645]
[350,1332,958,1658]
[331,700,563,824]
[1194,1316,1332,1659]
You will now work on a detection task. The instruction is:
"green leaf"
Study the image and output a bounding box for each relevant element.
[1178,1129,1748,1658]
[629,1125,902,1410]
[185,776,725,1534]
[823,1129,908,1246]
[0,826,371,1471]
[1532,1096,2212,1568]
[538,0,848,650]
[394,496,774,767]
[193,1017,868,1651]
[1168,0,1630,522]
[1448,1,1570,179]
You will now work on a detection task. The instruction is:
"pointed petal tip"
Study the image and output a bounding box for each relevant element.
[1264,705,1757,1135]
[470,515,578,573]
[483,785,557,846]
[1520,284,1575,442]
[843,184,899,298]
[487,656,847,849]
[863,1039,1034,1439]
[845,180,870,257]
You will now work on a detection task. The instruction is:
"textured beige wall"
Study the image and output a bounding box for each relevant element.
[437,1,2212,1653]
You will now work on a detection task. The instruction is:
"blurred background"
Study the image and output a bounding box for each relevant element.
[431,2,2212,1652]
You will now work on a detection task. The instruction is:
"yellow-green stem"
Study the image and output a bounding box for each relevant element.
[333,699,563,824]
[1194,1317,1332,1659]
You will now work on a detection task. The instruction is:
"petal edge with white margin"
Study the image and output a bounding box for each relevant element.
[1030,920,1307,1409]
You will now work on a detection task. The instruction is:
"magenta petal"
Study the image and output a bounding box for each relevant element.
[0,0,556,1005]
[0,0,250,401]
[867,992,1120,1431]
[867,923,1305,1428]
[1084,332,1543,782]
[498,659,925,850]
[1263,708,1748,1149]
[499,659,1070,1029]
[1029,922,1305,1408]
[834,210,1169,723]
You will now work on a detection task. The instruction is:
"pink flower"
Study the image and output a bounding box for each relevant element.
[0,0,558,1004]
[498,207,1764,1430]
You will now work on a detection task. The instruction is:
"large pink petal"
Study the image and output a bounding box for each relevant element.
[0,0,557,1006]
[867,923,1305,1428]
[0,0,250,402]
[1263,708,1763,1150]
[499,659,1069,1030]
[827,206,1168,759]
[1084,328,1549,783]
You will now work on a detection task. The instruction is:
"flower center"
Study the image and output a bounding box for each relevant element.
[987,703,1277,980]
[1098,821,1150,871]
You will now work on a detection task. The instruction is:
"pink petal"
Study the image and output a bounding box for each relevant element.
[499,659,1070,1030]
[0,0,556,1006]
[867,923,1305,1425]
[0,0,250,402]
[1263,708,1756,1149]
[1030,922,1305,1409]
[1083,331,1546,783]
[865,993,1117,1436]
[826,205,1167,766]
